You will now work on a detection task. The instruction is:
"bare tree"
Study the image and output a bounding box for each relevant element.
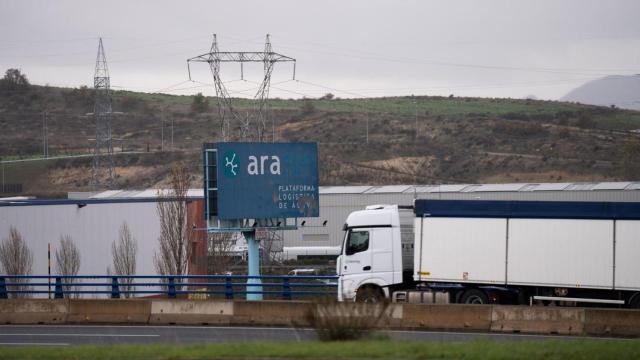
[55,235,81,298]
[207,232,237,275]
[0,227,33,298]
[154,161,193,288]
[260,229,284,273]
[112,222,137,298]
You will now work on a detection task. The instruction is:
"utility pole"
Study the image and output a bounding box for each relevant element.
[42,111,48,158]
[91,38,116,189]
[366,111,369,144]
[414,98,418,141]
[187,34,296,142]
[365,99,369,144]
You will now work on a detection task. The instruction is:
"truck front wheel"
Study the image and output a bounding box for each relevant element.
[355,285,384,303]
[460,289,489,304]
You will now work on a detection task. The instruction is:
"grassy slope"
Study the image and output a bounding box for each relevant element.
[1,340,639,360]
[124,90,640,130]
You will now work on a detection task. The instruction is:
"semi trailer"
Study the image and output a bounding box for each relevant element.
[337,200,640,307]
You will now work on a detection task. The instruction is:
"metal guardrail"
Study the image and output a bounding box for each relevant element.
[0,275,338,300]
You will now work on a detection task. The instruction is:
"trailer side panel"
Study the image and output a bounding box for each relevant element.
[416,217,507,283]
[615,220,640,290]
[507,219,613,289]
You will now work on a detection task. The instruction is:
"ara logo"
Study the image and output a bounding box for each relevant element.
[223,150,281,178]
[248,155,280,176]
[223,151,239,178]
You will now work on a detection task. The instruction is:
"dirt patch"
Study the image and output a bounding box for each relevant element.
[480,171,616,183]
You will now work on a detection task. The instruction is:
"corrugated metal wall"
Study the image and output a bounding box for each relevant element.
[284,189,640,248]
[0,202,160,276]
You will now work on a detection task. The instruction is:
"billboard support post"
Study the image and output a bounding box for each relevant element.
[244,230,262,301]
[203,142,319,301]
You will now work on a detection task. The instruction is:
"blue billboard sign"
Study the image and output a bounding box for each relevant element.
[204,142,319,221]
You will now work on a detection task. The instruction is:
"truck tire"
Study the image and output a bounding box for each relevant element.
[355,286,384,303]
[460,289,489,304]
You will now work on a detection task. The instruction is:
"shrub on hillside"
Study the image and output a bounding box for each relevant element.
[62,86,94,110]
[575,114,595,129]
[621,137,640,179]
[492,121,547,137]
[118,95,145,112]
[300,98,315,114]
[190,92,209,113]
[0,68,30,92]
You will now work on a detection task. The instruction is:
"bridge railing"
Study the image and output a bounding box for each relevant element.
[0,274,338,300]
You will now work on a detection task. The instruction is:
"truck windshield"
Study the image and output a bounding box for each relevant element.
[345,230,369,255]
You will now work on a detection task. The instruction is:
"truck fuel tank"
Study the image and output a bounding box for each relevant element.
[392,290,450,304]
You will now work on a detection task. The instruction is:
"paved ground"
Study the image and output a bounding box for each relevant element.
[0,325,632,346]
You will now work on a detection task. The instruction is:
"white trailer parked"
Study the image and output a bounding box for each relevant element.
[337,200,640,307]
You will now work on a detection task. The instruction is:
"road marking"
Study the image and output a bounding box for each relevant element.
[0,324,315,331]
[0,325,633,342]
[0,342,69,346]
[0,334,159,337]
[386,330,636,341]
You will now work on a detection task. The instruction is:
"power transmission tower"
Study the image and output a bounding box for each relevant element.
[91,37,116,188]
[187,34,296,142]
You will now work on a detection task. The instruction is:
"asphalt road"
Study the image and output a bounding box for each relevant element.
[0,325,633,346]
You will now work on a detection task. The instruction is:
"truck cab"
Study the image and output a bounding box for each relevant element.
[337,205,413,302]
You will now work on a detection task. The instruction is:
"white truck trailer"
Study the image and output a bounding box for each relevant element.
[337,200,640,307]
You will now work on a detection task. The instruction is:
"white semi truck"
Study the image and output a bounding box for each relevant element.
[337,200,640,307]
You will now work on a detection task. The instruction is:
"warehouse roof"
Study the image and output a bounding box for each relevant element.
[1,181,638,206]
[82,181,640,199]
[74,181,640,200]
[321,182,640,195]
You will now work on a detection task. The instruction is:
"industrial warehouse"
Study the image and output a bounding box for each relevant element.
[2,181,639,276]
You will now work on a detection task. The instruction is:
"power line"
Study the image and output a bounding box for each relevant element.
[186,34,296,141]
[271,36,640,76]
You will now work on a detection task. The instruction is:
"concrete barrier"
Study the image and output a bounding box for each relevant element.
[149,300,233,325]
[1,299,639,337]
[233,300,313,327]
[584,309,640,337]
[0,299,67,324]
[67,299,150,324]
[491,306,584,335]
[401,304,492,331]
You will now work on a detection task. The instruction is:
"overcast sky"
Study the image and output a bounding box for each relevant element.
[1,0,639,100]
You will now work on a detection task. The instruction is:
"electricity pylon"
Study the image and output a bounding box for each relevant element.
[91,37,116,188]
[187,34,296,142]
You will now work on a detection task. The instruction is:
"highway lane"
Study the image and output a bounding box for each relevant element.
[0,325,634,346]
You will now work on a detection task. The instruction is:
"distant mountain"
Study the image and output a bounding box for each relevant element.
[561,75,640,110]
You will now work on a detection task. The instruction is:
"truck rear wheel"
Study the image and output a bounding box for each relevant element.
[460,289,489,304]
[355,286,384,303]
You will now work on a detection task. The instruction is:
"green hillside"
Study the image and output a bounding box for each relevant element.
[1,79,640,196]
